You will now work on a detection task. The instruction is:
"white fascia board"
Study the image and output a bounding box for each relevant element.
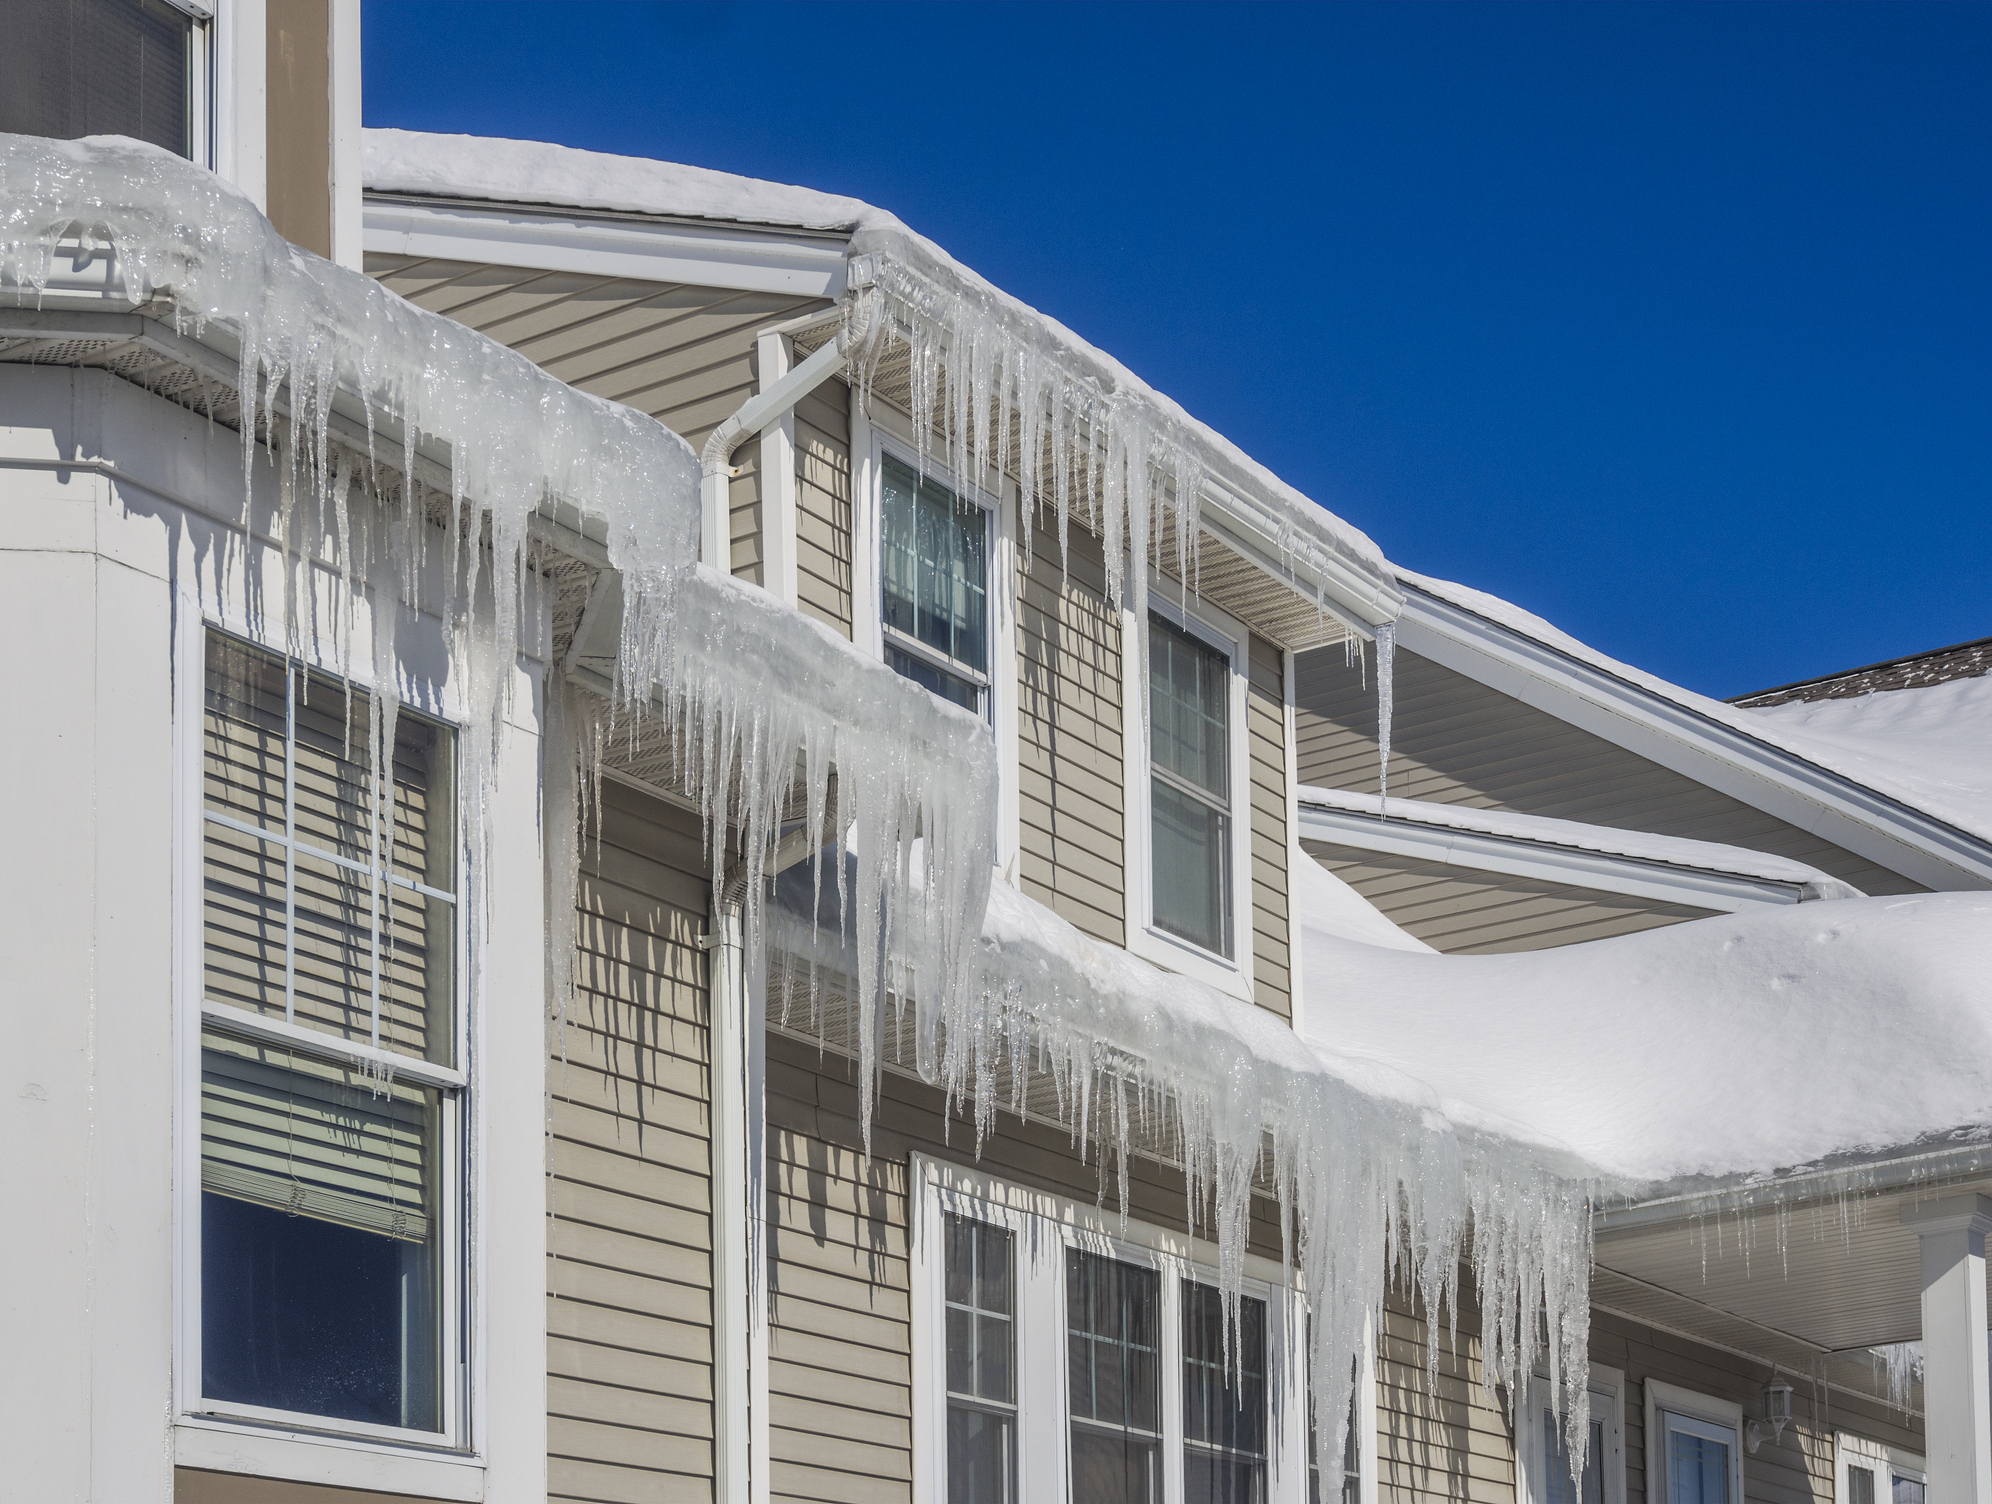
[1297,800,1804,913]
[362,196,850,299]
[1196,472,1404,637]
[1396,587,1992,892]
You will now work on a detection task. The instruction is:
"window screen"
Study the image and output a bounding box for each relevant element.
[1067,1248,1162,1504]
[945,1215,1016,1504]
[1149,615,1233,957]
[1183,1281,1266,1504]
[881,452,988,711]
[2,0,196,157]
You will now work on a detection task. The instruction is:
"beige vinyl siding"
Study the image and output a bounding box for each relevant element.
[794,378,854,638]
[1376,1290,1514,1504]
[549,780,715,1501]
[1590,1309,1923,1504]
[1302,842,1721,954]
[1247,634,1291,1020]
[1017,506,1126,946]
[362,254,832,590]
[1294,645,1924,897]
[763,1034,1287,1504]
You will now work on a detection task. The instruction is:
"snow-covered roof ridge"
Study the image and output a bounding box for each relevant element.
[1398,569,1992,855]
[1297,784,1863,897]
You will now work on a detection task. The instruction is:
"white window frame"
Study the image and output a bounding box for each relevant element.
[909,1153,1369,1504]
[853,410,1022,879]
[1520,1364,1626,1504]
[1644,1380,1744,1504]
[1836,1432,1926,1504]
[172,609,476,1463]
[1123,580,1256,1001]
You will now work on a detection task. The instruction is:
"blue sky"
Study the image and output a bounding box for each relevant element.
[363,1,1989,698]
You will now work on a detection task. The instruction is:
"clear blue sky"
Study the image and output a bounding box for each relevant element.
[363,1,1989,698]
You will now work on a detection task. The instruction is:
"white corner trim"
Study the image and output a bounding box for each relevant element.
[362,198,849,298]
[1398,587,1992,891]
[174,1420,484,1501]
[328,0,363,271]
[1295,800,1813,913]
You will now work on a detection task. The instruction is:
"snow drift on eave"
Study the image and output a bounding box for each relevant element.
[1401,569,1992,850]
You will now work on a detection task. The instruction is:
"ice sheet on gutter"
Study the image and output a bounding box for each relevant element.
[1400,569,1992,848]
[1298,784,1863,896]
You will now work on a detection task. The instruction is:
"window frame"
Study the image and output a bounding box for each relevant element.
[1643,1380,1744,1504]
[174,615,474,1456]
[1836,1432,1926,1504]
[1124,583,1256,1000]
[910,1153,1364,1504]
[1519,1364,1626,1504]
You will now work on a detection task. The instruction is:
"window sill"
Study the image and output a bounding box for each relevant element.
[175,1416,483,1501]
[1126,922,1256,1006]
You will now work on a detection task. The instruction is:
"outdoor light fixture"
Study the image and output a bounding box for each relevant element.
[1762,1373,1796,1443]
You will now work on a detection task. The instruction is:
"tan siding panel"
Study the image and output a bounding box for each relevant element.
[1248,633,1291,1020]
[549,779,714,1500]
[796,380,854,637]
[1375,1291,1515,1504]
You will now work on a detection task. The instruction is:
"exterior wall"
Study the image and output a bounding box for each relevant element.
[549,780,716,1500]
[1017,509,1126,947]
[1302,842,1720,954]
[795,376,854,637]
[361,256,831,587]
[762,1034,1287,1504]
[1294,645,1924,900]
[1377,1290,1513,1504]
[1248,634,1293,1020]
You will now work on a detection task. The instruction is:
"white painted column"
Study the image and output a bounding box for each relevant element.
[1901,1194,1992,1504]
[327,0,364,270]
[757,331,799,609]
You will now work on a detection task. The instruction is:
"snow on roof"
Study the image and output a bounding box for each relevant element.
[1298,784,1863,897]
[1400,569,1992,850]
[1290,847,1992,1184]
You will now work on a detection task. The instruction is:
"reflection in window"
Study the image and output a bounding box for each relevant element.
[1067,1248,1162,1504]
[882,453,988,711]
[945,1215,1016,1504]
[1667,1430,1730,1504]
[1183,1281,1266,1504]
[1892,1476,1925,1504]
[1149,615,1232,957]
[1847,1467,1875,1504]
[3,0,196,157]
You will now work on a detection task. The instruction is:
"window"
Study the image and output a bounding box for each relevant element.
[881,451,989,713]
[1643,1382,1740,1504]
[1308,1323,1374,1504]
[1183,1281,1267,1504]
[1837,1433,1925,1504]
[1148,612,1237,960]
[916,1157,1339,1503]
[1522,1367,1624,1504]
[194,630,461,1439]
[947,1215,1017,1504]
[3,0,202,159]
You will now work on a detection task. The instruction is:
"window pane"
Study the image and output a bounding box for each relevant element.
[1068,1248,1162,1503]
[882,453,987,676]
[1151,779,1231,957]
[1,0,194,157]
[1183,1282,1266,1504]
[1668,1430,1730,1504]
[948,1404,1014,1504]
[888,645,981,711]
[945,1215,1015,1503]
[1546,1410,1606,1504]
[1892,1478,1924,1504]
[200,1030,443,1431]
[1150,615,1229,800]
[1848,1468,1875,1504]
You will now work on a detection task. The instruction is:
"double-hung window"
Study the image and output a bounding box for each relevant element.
[1067,1249,1165,1501]
[194,629,462,1440]
[947,1214,1019,1503]
[880,450,990,714]
[1147,612,1238,961]
[1643,1382,1741,1504]
[1521,1366,1624,1504]
[1183,1280,1269,1504]
[7,0,207,160]
[1837,1434,1925,1504]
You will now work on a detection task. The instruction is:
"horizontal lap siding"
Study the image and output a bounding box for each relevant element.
[1589,1310,1922,1504]
[363,254,832,592]
[550,780,714,1501]
[1247,634,1291,1020]
[795,380,853,637]
[1292,646,1924,907]
[763,1035,1288,1504]
[1017,514,1125,945]
[1377,1292,1515,1504]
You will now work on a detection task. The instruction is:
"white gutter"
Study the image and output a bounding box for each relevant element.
[700,330,854,567]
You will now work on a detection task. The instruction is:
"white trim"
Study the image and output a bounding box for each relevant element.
[1123,580,1257,1003]
[216,0,265,207]
[1282,649,1306,1037]
[362,198,850,298]
[757,329,799,608]
[1520,1364,1626,1504]
[994,478,1023,886]
[174,1418,484,1500]
[1645,1379,1745,1504]
[1837,1430,1927,1504]
[328,0,363,271]
[910,1153,1309,1504]
[1398,585,1992,891]
[1295,798,1818,913]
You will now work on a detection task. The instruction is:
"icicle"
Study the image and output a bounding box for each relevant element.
[1374,620,1397,817]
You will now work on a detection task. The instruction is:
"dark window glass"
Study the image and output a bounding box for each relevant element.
[1546,1408,1606,1504]
[945,1214,1015,1504]
[2,0,196,158]
[1892,1477,1924,1504]
[1149,615,1232,957]
[1848,1468,1875,1504]
[881,452,987,709]
[1067,1248,1162,1504]
[1183,1281,1266,1504]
